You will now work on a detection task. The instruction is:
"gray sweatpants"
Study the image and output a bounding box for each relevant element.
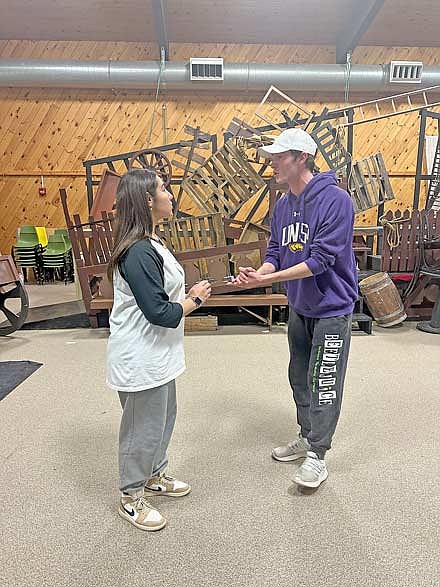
[288,308,352,460]
[118,380,177,495]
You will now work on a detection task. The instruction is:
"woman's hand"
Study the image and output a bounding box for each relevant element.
[188,280,212,303]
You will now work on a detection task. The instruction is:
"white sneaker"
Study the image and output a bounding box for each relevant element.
[293,451,328,488]
[145,472,191,497]
[119,494,166,531]
[272,434,310,462]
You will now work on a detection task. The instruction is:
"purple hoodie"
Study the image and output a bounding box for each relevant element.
[265,171,358,318]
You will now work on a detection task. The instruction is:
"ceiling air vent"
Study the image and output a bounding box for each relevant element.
[190,58,224,81]
[390,61,423,83]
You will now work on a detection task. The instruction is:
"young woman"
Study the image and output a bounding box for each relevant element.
[106,168,211,531]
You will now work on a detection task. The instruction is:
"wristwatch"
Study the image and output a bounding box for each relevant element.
[190,296,203,307]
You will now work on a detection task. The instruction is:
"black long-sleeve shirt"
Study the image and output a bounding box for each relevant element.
[119,239,183,329]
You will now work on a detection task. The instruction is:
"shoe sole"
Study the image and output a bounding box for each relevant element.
[271,451,308,462]
[144,486,192,498]
[293,469,329,489]
[118,507,167,531]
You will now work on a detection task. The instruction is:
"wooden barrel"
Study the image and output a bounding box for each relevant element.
[359,272,407,327]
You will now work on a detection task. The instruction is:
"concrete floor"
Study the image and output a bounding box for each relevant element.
[25,282,81,308]
[0,323,439,587]
[0,282,83,329]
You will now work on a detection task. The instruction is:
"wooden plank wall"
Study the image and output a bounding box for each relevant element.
[1,40,440,252]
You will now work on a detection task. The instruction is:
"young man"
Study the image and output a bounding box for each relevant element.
[234,128,358,489]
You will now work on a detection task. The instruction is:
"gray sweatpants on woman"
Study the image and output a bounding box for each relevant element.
[118,380,177,495]
[288,308,352,460]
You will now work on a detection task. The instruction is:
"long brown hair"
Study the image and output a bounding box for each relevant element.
[107,168,158,280]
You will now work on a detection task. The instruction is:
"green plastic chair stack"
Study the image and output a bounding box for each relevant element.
[42,232,74,284]
[13,225,45,282]
[15,225,40,249]
[54,228,72,249]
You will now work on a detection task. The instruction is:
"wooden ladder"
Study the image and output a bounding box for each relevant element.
[328,85,440,127]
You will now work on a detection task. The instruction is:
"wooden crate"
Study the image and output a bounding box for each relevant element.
[181,139,265,216]
[349,153,395,213]
[184,315,218,332]
[225,117,263,139]
[158,213,225,252]
[309,120,350,173]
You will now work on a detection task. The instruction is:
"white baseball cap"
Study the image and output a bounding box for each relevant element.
[258,128,318,158]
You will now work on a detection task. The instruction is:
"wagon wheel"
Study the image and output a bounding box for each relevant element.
[128,149,173,187]
[0,281,29,336]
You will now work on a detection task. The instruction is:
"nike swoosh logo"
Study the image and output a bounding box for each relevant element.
[147,486,164,492]
[123,505,135,517]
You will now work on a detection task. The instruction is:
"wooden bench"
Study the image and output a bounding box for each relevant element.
[60,187,285,328]
[90,293,289,330]
[90,237,288,329]
[204,293,287,329]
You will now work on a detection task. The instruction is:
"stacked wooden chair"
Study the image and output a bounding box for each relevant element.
[60,188,114,327]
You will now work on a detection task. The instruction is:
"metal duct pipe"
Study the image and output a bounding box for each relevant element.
[1,59,440,92]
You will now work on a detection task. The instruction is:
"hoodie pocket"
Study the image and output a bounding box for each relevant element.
[296,277,325,312]
[313,276,326,299]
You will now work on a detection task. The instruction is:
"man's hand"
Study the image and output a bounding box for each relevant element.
[232,260,312,288]
[233,266,266,288]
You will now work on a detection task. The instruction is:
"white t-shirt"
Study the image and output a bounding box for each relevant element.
[106,239,186,392]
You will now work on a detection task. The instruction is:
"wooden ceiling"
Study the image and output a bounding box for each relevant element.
[362,0,440,47]
[0,0,156,42]
[166,0,352,45]
[0,0,439,48]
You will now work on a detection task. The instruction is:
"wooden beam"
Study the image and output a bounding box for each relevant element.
[336,0,385,64]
